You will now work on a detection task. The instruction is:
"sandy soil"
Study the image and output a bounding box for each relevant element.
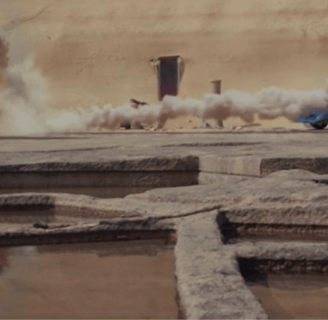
[1,0,327,130]
[158,115,306,131]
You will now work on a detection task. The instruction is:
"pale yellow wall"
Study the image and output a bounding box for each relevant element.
[1,0,328,109]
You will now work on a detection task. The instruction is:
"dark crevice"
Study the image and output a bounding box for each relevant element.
[239,258,328,275]
[217,211,328,243]
[313,179,328,185]
[0,229,176,247]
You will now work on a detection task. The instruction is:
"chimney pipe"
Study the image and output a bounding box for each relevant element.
[210,80,223,128]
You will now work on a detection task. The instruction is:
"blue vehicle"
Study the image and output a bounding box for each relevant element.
[298,109,328,130]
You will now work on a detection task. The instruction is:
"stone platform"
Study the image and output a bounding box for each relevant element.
[1,129,328,319]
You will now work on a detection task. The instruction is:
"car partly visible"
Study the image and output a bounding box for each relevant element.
[298,110,328,130]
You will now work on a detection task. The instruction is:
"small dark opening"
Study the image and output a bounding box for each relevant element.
[216,212,328,244]
[154,55,181,101]
[159,56,178,100]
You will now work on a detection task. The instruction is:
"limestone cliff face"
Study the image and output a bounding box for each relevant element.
[1,0,328,108]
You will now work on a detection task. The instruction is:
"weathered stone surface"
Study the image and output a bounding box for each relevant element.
[1,132,328,178]
[260,157,328,176]
[2,132,328,318]
[219,203,328,225]
[0,156,199,172]
[234,241,328,261]
[175,212,267,319]
[0,216,175,244]
[0,171,198,188]
[199,155,263,176]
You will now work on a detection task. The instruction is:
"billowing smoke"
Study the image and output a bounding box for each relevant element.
[204,88,328,123]
[0,58,51,134]
[0,36,87,135]
[78,88,328,131]
[77,96,205,131]
[1,37,328,135]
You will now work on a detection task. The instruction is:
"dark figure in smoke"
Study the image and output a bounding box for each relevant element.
[121,99,149,129]
[130,99,148,109]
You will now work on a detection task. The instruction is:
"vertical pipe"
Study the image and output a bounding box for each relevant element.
[211,80,221,95]
[210,80,223,128]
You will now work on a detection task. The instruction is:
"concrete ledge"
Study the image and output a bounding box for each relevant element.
[199,155,262,177]
[218,203,328,225]
[175,212,267,319]
[260,157,328,176]
[234,242,328,261]
[0,171,198,188]
[0,156,199,172]
[2,154,328,185]
[0,193,160,220]
[0,193,223,221]
[0,218,175,247]
[197,171,258,185]
[0,156,199,188]
[199,156,328,177]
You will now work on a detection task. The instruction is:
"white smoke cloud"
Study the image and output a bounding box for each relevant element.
[0,46,87,135]
[0,58,50,134]
[203,87,328,123]
[0,57,208,134]
[85,86,328,130]
[1,38,328,135]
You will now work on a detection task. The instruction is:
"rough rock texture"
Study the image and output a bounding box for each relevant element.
[175,212,267,319]
[1,132,328,318]
[233,241,328,261]
[1,132,328,177]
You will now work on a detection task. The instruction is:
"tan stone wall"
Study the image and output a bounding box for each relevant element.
[1,0,328,109]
